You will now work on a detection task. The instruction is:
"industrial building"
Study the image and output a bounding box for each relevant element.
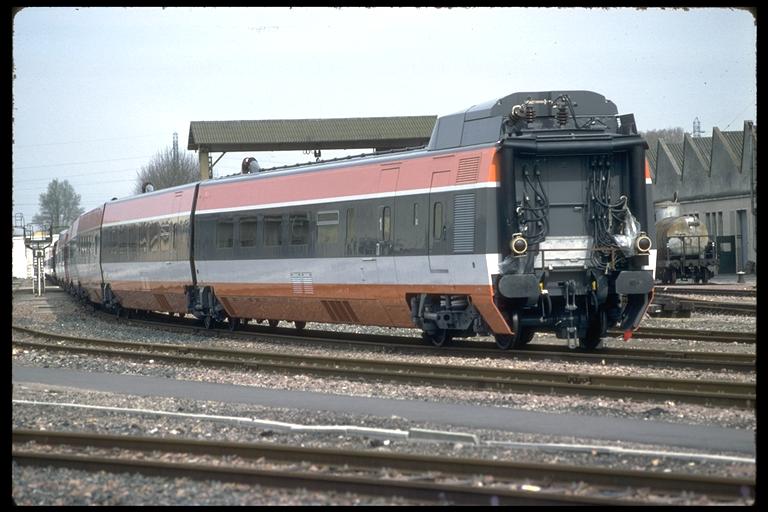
[647,121,756,274]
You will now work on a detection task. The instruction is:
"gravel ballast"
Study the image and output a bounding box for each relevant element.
[12,287,756,505]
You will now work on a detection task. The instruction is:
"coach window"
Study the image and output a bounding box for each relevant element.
[381,206,391,241]
[317,210,339,244]
[290,213,309,245]
[433,202,444,240]
[239,217,258,247]
[345,208,355,255]
[138,223,148,256]
[171,222,178,250]
[160,222,172,251]
[264,215,283,246]
[216,220,234,249]
[127,224,138,258]
[149,223,160,255]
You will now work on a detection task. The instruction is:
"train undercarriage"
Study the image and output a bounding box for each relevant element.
[409,266,653,351]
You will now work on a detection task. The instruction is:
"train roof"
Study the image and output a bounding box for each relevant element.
[427,90,624,151]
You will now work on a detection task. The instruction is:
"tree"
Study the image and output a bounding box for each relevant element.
[640,127,686,154]
[133,145,199,194]
[33,179,85,231]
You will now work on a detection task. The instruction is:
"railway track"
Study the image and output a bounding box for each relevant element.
[13,317,756,372]
[652,293,756,316]
[12,326,755,408]
[12,429,755,505]
[653,286,756,297]
[607,326,754,344]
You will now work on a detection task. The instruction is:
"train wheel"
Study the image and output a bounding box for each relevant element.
[669,269,677,284]
[294,321,306,331]
[267,319,279,328]
[495,312,534,350]
[228,317,240,331]
[422,330,452,347]
[579,309,607,350]
[702,270,710,284]
[203,315,216,330]
[495,329,534,350]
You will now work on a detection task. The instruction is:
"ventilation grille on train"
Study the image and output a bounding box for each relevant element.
[453,193,476,253]
[321,300,360,323]
[456,156,480,184]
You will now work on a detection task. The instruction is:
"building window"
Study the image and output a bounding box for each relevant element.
[718,211,724,237]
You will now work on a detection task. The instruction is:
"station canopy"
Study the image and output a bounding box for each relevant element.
[188,116,437,153]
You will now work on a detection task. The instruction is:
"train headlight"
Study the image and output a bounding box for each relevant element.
[635,234,652,253]
[510,234,528,255]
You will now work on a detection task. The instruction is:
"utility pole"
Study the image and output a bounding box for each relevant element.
[173,132,180,172]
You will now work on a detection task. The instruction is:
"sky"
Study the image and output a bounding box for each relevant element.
[11,6,757,230]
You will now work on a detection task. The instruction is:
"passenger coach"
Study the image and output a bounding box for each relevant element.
[51,90,656,351]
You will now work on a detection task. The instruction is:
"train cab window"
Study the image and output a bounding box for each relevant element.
[317,210,339,244]
[264,215,283,246]
[239,218,258,247]
[381,206,391,241]
[290,213,309,245]
[216,220,234,249]
[433,202,444,239]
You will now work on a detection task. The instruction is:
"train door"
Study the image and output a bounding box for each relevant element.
[428,171,451,274]
[376,167,399,284]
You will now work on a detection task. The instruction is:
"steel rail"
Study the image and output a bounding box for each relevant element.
[87,311,760,368]
[15,317,756,372]
[12,327,755,408]
[653,286,756,297]
[653,295,756,316]
[607,326,755,344]
[12,430,755,504]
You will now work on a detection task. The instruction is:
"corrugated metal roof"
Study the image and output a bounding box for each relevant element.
[188,116,437,152]
[721,130,744,158]
[691,136,712,168]
[666,141,685,170]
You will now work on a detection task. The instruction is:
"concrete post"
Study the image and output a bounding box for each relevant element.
[199,148,210,181]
